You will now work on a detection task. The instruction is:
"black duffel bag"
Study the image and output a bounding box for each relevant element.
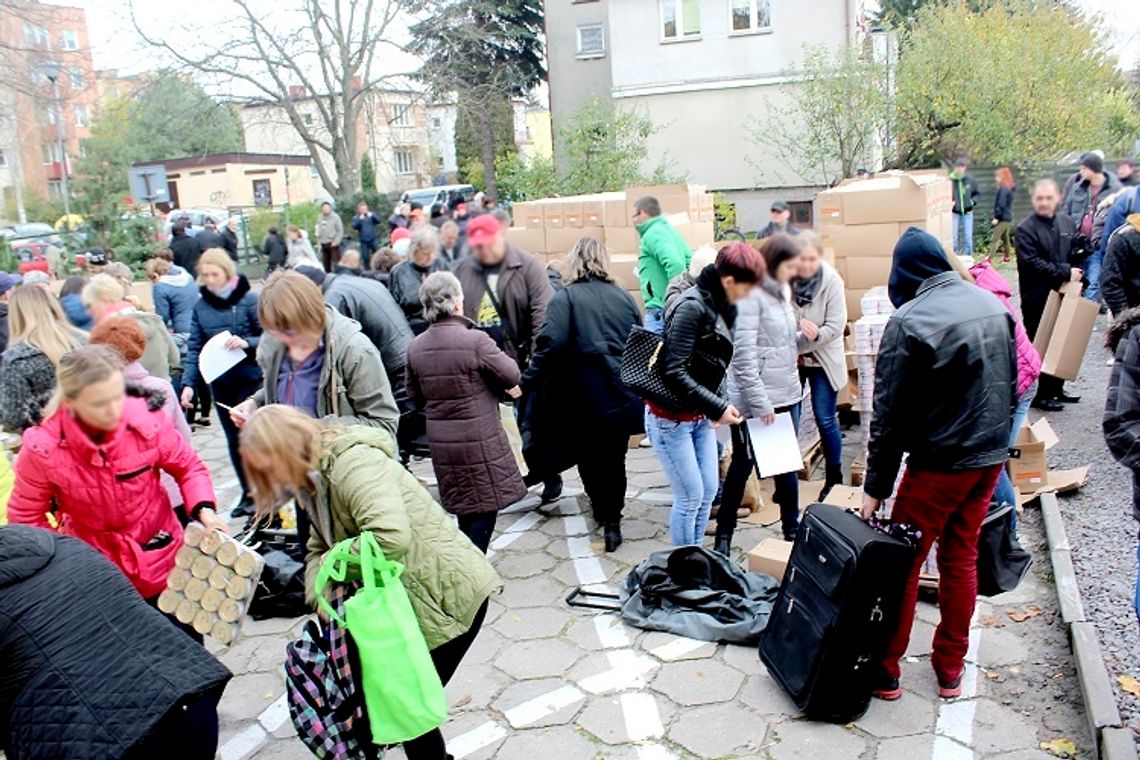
[977,503,1032,597]
[244,526,309,620]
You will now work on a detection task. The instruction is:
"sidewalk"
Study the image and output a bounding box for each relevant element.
[191,420,1091,760]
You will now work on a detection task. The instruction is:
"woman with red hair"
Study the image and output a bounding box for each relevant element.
[646,242,764,547]
[992,167,1017,262]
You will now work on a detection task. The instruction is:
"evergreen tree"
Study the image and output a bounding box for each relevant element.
[360,153,377,192]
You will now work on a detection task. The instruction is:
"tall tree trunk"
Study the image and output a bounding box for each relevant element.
[480,110,497,201]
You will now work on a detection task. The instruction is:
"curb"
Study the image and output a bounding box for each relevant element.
[1040,491,1137,760]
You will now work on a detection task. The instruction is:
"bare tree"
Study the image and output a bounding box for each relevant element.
[130,0,410,200]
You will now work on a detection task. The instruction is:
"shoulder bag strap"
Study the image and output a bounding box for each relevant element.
[481,271,519,348]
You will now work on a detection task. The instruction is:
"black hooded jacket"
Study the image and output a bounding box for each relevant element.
[0,526,231,759]
[657,265,737,420]
[865,228,1017,499]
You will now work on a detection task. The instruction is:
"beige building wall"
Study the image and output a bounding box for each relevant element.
[167,159,314,209]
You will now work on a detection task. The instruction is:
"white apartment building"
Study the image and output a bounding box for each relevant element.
[545,0,867,229]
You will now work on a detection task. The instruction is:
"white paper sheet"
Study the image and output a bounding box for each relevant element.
[199,330,247,384]
[746,412,802,478]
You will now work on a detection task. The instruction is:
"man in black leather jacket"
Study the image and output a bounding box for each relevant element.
[862,227,1016,703]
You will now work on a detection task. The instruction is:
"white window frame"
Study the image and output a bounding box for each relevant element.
[728,0,773,35]
[576,24,605,58]
[42,143,62,165]
[389,103,412,127]
[68,67,84,90]
[393,148,414,175]
[659,0,700,43]
[60,29,79,51]
[74,104,89,128]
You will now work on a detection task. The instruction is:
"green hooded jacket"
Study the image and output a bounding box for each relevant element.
[302,426,502,649]
[637,216,692,310]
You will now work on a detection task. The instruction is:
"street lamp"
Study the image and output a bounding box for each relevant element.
[40,60,70,218]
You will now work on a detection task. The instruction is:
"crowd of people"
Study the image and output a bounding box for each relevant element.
[1,156,1139,759]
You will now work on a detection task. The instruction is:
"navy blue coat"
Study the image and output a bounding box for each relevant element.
[152,265,199,334]
[181,274,262,391]
[351,212,382,244]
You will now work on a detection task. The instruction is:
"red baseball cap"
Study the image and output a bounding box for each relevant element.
[466,215,502,247]
[390,227,411,242]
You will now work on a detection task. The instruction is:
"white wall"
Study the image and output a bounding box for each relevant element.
[428,104,458,175]
[608,0,854,95]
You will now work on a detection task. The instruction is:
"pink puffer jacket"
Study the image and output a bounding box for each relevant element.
[9,396,215,598]
[970,260,1042,398]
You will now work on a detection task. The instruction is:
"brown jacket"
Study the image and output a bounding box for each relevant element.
[405,315,527,516]
[452,244,552,368]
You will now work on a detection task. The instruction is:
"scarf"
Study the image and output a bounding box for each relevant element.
[792,268,823,307]
[209,276,240,301]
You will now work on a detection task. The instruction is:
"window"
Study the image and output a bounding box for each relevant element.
[42,143,62,164]
[730,0,771,33]
[302,113,314,126]
[431,116,442,130]
[48,180,62,198]
[68,67,84,90]
[37,104,56,125]
[389,103,411,127]
[393,148,414,175]
[660,0,700,41]
[0,149,7,167]
[576,25,605,57]
[60,29,79,51]
[74,105,89,128]
[23,24,49,48]
[252,179,272,206]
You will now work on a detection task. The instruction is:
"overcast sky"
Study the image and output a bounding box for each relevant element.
[60,0,1140,76]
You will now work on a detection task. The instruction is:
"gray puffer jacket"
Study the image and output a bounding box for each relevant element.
[0,343,60,431]
[728,281,802,418]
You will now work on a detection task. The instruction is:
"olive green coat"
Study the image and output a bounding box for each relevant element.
[301,426,502,649]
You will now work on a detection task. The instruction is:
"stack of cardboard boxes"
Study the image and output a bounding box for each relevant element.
[505,185,717,309]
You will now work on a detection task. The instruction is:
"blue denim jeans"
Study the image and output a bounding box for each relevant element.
[1083,249,1104,302]
[804,367,842,474]
[952,212,974,255]
[644,308,665,335]
[646,412,719,546]
[992,379,1038,532]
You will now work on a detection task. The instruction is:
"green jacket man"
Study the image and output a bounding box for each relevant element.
[634,197,692,319]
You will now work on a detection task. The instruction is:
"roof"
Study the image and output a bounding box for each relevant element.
[131,153,313,170]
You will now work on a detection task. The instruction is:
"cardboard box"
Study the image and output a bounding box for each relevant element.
[505,226,548,254]
[626,184,701,219]
[843,256,893,290]
[833,258,847,283]
[512,202,544,229]
[816,172,952,226]
[845,288,870,319]
[544,226,604,256]
[582,198,606,226]
[610,254,640,291]
[748,539,793,581]
[821,484,864,510]
[1008,418,1058,491]
[562,200,584,228]
[627,287,645,311]
[606,226,641,254]
[820,222,902,259]
[676,221,715,250]
[1032,282,1099,381]
[604,194,629,228]
[543,201,566,229]
[1017,467,1090,506]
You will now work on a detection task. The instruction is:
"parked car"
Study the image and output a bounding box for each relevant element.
[12,241,51,273]
[399,184,476,209]
[8,223,63,249]
[162,207,232,239]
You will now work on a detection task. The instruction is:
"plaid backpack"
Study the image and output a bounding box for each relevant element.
[284,583,373,759]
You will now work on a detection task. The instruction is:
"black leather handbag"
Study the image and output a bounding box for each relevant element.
[619,325,684,410]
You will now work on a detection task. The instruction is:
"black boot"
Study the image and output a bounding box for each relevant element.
[540,474,564,504]
[603,524,623,553]
[714,533,732,557]
[818,465,844,502]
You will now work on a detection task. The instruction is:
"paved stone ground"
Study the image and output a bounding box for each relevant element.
[189,415,1092,760]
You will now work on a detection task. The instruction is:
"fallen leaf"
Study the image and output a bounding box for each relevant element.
[1118,674,1140,697]
[1006,605,1043,623]
[979,614,1004,628]
[1039,738,1077,757]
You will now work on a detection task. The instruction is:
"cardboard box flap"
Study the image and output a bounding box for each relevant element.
[1029,418,1059,450]
[1017,467,1090,505]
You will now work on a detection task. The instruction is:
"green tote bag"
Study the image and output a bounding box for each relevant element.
[316,532,447,745]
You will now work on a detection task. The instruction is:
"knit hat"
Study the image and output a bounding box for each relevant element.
[888,227,952,308]
[84,247,109,267]
[688,245,718,277]
[0,272,22,295]
[390,227,411,243]
[89,316,147,364]
[1079,152,1104,174]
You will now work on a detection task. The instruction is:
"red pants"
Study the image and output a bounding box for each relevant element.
[882,465,1002,682]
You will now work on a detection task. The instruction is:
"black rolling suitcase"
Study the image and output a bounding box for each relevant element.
[759,503,916,722]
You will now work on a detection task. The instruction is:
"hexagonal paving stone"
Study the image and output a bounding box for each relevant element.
[904,620,936,657]
[497,575,570,608]
[491,605,573,640]
[616,518,661,540]
[651,659,744,706]
[497,529,554,553]
[568,649,659,695]
[640,631,717,661]
[216,672,283,722]
[764,719,867,759]
[445,661,511,713]
[464,626,506,665]
[440,711,509,760]
[970,698,1040,754]
[666,701,767,758]
[854,691,936,738]
[494,725,601,759]
[630,470,672,489]
[491,678,586,728]
[495,638,585,680]
[576,692,676,745]
[564,614,636,651]
[874,734,935,759]
[722,642,764,674]
[493,550,557,580]
[552,555,623,588]
[739,669,800,716]
[978,627,1030,668]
